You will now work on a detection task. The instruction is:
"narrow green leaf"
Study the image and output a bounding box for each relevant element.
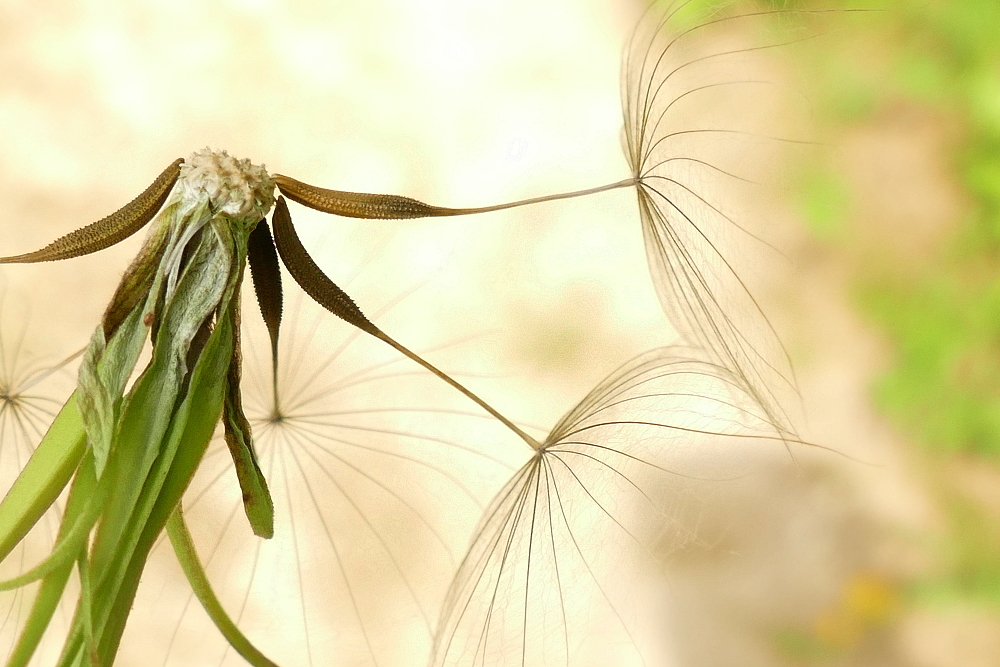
[77,551,98,667]
[5,454,98,667]
[77,305,150,478]
[0,495,101,590]
[93,308,237,666]
[57,308,235,667]
[0,393,86,563]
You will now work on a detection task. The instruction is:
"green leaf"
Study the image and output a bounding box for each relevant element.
[5,454,98,667]
[0,393,87,563]
[54,307,235,666]
[0,495,102,590]
[91,306,236,666]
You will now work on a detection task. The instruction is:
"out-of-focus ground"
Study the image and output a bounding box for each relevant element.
[0,0,997,666]
[658,2,1000,666]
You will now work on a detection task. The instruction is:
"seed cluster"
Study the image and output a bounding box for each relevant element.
[179,148,275,221]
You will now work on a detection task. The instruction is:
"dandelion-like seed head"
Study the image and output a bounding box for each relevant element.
[0,387,18,408]
[179,148,275,222]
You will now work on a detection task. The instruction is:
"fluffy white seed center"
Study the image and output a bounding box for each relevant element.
[179,148,275,220]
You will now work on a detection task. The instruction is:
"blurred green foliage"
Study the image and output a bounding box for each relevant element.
[915,494,1000,607]
[674,0,1000,610]
[798,0,1000,457]
[862,0,1000,459]
[784,0,1000,613]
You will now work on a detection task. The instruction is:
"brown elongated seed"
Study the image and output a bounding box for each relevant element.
[0,158,184,263]
[273,173,456,219]
[247,218,283,381]
[271,195,543,449]
[273,172,637,220]
[270,196,377,335]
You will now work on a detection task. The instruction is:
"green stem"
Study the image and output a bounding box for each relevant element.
[166,508,280,667]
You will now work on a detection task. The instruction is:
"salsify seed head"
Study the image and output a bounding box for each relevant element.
[178,148,275,222]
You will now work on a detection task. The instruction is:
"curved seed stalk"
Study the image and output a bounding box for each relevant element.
[273,174,637,221]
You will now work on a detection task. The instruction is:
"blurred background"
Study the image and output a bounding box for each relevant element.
[0,0,997,665]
